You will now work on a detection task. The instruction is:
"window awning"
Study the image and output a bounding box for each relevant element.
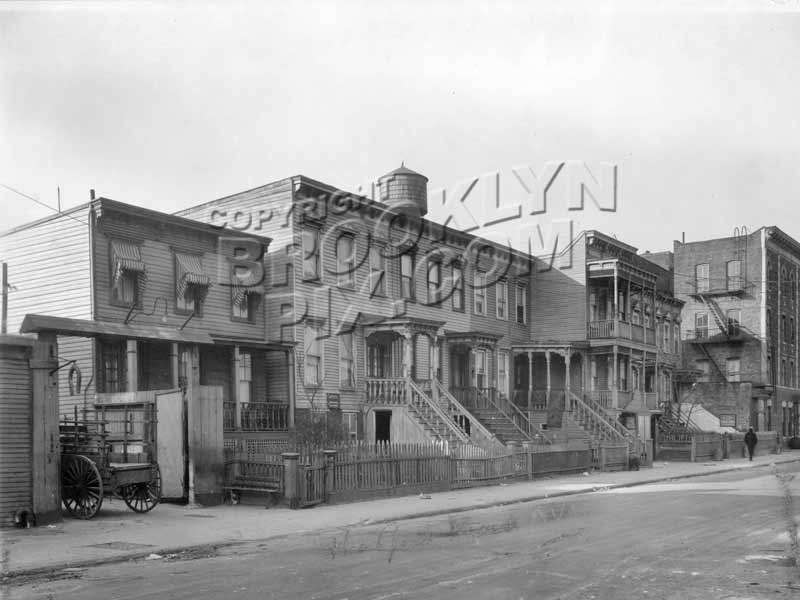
[176,253,211,299]
[111,240,146,285]
[231,267,262,306]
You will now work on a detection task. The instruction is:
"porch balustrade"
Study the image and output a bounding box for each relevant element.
[585,389,613,409]
[365,378,408,405]
[587,319,656,345]
[223,401,289,432]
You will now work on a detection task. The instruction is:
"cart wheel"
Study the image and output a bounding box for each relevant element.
[61,455,103,519]
[122,464,161,513]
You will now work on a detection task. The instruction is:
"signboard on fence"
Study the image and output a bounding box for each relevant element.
[326,393,340,410]
[719,414,736,428]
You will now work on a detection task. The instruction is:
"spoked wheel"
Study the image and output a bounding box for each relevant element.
[122,464,162,513]
[61,455,104,519]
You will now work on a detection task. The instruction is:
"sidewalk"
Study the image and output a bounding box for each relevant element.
[3,452,799,580]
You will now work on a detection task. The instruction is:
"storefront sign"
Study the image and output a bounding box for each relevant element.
[719,414,736,427]
[326,393,340,410]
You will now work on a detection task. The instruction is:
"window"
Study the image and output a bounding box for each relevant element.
[792,318,796,344]
[767,309,772,339]
[302,228,320,281]
[475,350,486,388]
[238,351,252,404]
[516,284,527,324]
[427,260,442,305]
[304,322,324,386]
[336,234,356,288]
[695,312,708,339]
[232,290,260,322]
[110,240,145,307]
[400,253,415,299]
[696,359,710,382]
[452,264,464,311]
[673,323,680,353]
[369,246,386,297]
[726,260,742,290]
[339,331,355,388]
[496,281,508,320]
[644,307,651,328]
[343,412,359,440]
[663,320,670,350]
[175,252,209,316]
[727,309,741,336]
[783,314,787,341]
[474,272,487,316]
[99,340,126,393]
[498,351,508,397]
[726,358,740,382]
[695,263,710,293]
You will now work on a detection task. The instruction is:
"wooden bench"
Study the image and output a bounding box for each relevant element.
[223,458,284,507]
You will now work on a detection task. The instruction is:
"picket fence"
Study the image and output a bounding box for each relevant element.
[223,440,630,507]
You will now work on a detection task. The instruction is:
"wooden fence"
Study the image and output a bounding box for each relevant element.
[223,440,627,508]
[656,431,783,462]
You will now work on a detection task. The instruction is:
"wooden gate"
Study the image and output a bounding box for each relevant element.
[297,453,327,508]
[156,390,185,500]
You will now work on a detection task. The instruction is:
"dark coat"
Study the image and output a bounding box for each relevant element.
[744,430,758,448]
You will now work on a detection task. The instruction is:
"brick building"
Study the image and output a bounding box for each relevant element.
[672,227,800,437]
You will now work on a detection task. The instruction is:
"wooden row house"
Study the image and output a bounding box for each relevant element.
[0,198,294,503]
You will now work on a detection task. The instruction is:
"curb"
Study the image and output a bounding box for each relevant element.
[4,455,799,583]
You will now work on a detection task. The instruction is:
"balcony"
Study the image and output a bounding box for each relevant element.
[587,319,656,345]
[684,328,745,344]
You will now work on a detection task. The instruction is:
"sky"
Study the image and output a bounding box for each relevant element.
[2,0,800,254]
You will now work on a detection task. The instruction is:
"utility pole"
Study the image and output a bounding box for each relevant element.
[1,262,7,334]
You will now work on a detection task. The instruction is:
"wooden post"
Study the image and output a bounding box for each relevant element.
[186,344,199,506]
[527,351,534,411]
[287,349,296,429]
[170,342,180,389]
[545,350,551,408]
[126,339,138,392]
[283,452,300,509]
[564,351,572,400]
[30,333,61,524]
[232,346,242,430]
[522,441,534,480]
[690,436,697,462]
[324,449,337,500]
[612,345,618,409]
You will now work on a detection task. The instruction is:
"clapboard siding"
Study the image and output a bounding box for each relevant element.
[531,234,588,341]
[286,190,533,412]
[0,340,33,527]
[93,212,269,339]
[0,207,92,334]
[54,336,96,419]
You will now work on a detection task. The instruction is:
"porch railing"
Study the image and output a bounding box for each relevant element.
[366,378,407,405]
[408,379,470,445]
[510,389,547,412]
[433,380,502,450]
[224,402,290,432]
[588,320,659,344]
[587,319,615,338]
[573,392,640,456]
[585,389,613,409]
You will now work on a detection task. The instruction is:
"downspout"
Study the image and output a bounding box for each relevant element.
[761,228,768,384]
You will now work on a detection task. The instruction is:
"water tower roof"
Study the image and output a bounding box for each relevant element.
[380,162,428,181]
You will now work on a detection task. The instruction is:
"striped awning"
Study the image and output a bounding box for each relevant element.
[231,267,262,307]
[111,240,147,294]
[176,252,210,300]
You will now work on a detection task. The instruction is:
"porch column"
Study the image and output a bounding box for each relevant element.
[545,350,552,408]
[527,351,534,411]
[232,346,242,430]
[170,342,180,389]
[564,351,572,401]
[287,349,296,429]
[613,266,619,331]
[126,339,138,392]
[186,344,200,506]
[612,344,618,409]
[403,331,413,379]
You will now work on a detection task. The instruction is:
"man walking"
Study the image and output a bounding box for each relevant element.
[744,427,758,461]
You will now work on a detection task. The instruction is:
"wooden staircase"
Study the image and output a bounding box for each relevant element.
[567,392,640,455]
[407,380,470,445]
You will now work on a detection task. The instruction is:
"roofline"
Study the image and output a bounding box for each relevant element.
[174,175,295,216]
[95,197,273,243]
[1,202,91,237]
